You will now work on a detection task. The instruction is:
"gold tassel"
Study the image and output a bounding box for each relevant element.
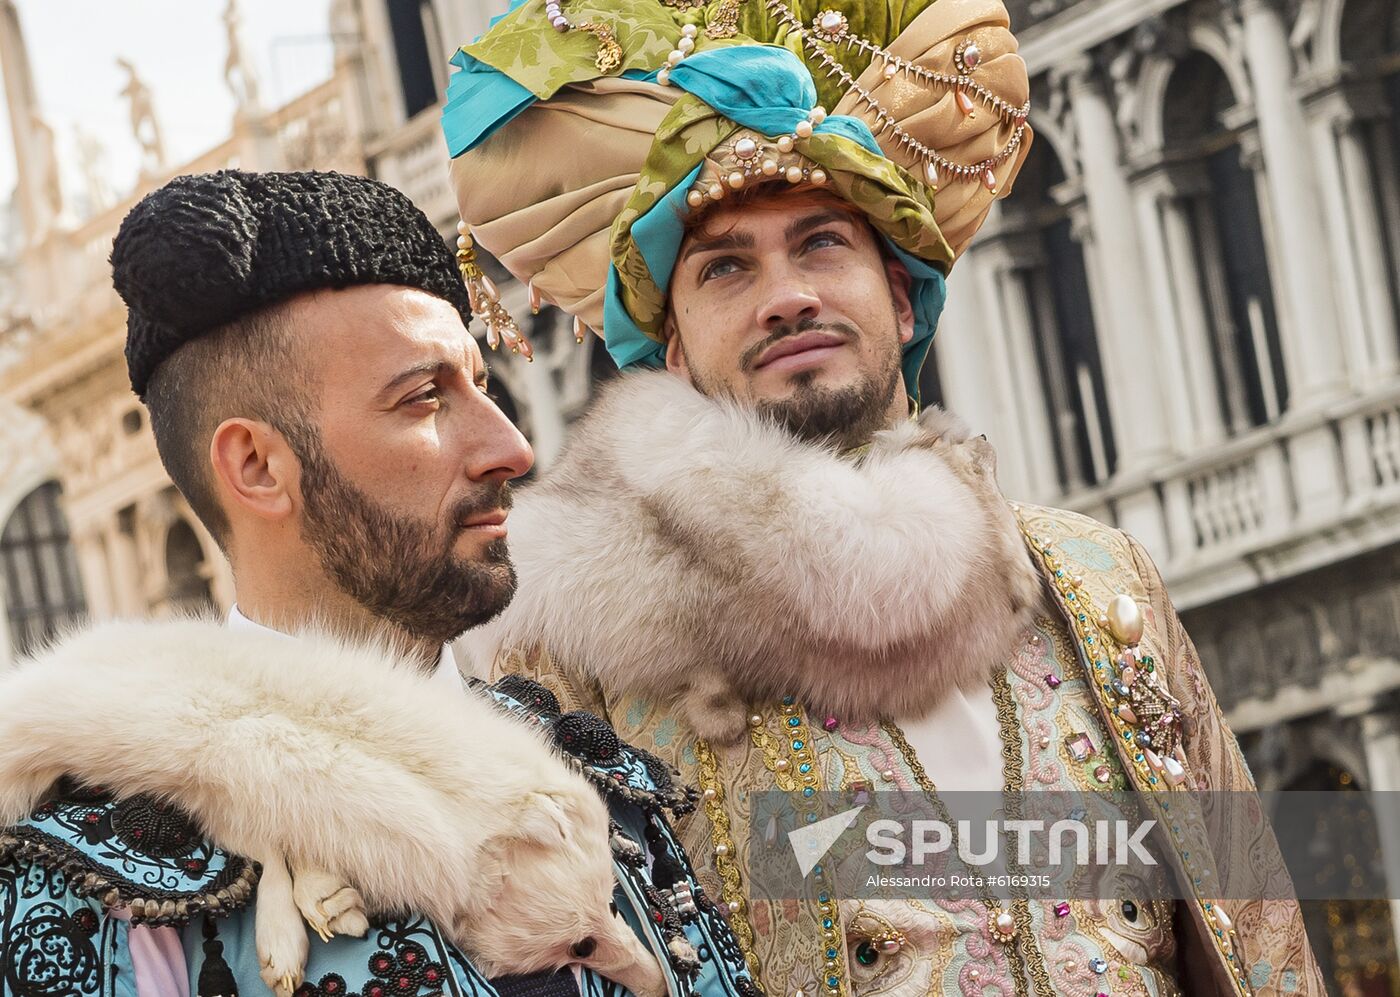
[456,221,533,362]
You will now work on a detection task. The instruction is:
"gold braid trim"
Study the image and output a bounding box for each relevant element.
[750,704,849,997]
[692,736,763,981]
[991,671,1055,997]
[882,672,1053,997]
[1012,506,1252,996]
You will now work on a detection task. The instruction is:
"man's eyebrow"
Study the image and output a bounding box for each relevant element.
[679,228,756,265]
[784,210,854,243]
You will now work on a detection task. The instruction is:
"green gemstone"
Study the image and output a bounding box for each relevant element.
[855,942,879,967]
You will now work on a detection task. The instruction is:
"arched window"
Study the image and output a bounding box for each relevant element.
[1162,52,1287,430]
[1009,138,1116,489]
[0,481,87,656]
[1276,761,1398,995]
[163,519,216,616]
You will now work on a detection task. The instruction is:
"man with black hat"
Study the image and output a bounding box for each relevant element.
[0,170,756,997]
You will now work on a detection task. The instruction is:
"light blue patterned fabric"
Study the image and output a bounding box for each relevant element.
[0,686,754,997]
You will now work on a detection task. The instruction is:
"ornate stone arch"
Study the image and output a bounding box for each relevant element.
[1185,20,1254,110]
[0,400,59,528]
[1131,52,1178,158]
[1312,0,1348,73]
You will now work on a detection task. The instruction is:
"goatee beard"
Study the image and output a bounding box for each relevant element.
[287,423,517,646]
[690,318,904,449]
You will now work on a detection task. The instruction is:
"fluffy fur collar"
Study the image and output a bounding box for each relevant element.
[0,619,661,992]
[466,372,1042,741]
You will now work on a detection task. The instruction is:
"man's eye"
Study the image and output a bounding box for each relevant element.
[700,257,741,282]
[804,231,845,251]
[404,388,441,407]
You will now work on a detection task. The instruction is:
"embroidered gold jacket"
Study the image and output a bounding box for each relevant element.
[490,503,1325,997]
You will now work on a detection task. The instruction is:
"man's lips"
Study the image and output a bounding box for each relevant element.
[753,330,849,370]
[458,509,508,536]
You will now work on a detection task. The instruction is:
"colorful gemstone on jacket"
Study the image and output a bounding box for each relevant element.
[1054,901,1071,918]
[1064,731,1095,762]
[1044,673,1062,689]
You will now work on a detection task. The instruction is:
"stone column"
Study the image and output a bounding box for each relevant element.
[1138,172,1228,449]
[100,512,144,617]
[516,352,566,470]
[934,265,1022,487]
[970,239,1062,501]
[1359,707,1400,963]
[1310,105,1380,387]
[1059,56,1174,470]
[1237,0,1348,407]
[1336,116,1400,381]
[68,523,114,621]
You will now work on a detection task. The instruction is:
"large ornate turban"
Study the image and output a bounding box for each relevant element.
[444,0,1031,400]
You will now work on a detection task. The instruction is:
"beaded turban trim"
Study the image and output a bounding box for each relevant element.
[444,0,1031,397]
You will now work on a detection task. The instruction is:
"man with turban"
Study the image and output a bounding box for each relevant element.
[448,2,1325,996]
[0,170,755,997]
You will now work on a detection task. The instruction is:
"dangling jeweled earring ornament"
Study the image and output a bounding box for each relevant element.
[456,220,533,361]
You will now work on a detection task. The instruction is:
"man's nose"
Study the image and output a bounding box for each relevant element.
[756,267,822,331]
[465,396,534,483]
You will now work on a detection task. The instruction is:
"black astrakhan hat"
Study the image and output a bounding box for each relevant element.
[111,169,473,398]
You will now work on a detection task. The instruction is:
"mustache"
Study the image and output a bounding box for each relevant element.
[740,317,861,372]
[449,481,514,528]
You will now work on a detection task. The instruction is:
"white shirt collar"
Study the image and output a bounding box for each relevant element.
[227,604,464,694]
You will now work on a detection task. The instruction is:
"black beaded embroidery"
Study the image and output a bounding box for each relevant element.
[110,796,200,859]
[491,675,562,718]
[295,973,353,997]
[734,976,764,997]
[362,939,448,996]
[2,794,257,928]
[554,712,623,764]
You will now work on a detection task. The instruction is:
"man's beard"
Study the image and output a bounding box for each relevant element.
[286,424,517,646]
[687,316,904,448]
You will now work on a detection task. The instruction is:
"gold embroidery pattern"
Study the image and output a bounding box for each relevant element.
[692,736,762,981]
[1012,507,1251,996]
[750,702,848,997]
[883,673,1054,997]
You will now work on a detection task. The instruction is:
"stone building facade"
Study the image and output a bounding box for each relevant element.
[1,0,1397,990]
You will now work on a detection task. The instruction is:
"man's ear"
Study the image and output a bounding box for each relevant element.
[663,315,692,381]
[208,418,298,523]
[884,257,917,346]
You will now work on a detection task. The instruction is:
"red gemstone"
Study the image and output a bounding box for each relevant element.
[1054,901,1071,917]
[1044,673,1062,689]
